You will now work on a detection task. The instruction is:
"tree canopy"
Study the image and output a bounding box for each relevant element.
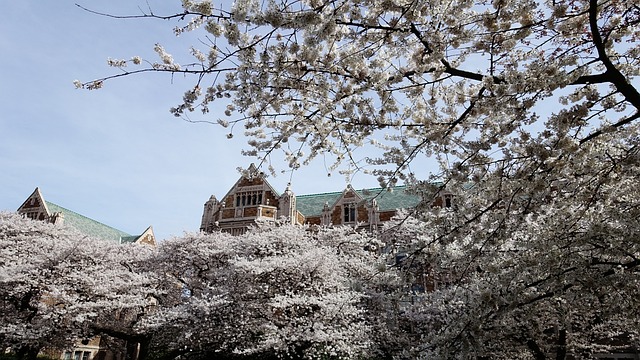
[0,214,393,360]
[0,212,156,359]
[69,0,640,358]
[79,0,640,182]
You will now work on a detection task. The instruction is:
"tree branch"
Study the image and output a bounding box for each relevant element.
[589,0,640,109]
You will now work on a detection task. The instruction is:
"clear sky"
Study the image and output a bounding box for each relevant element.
[0,1,412,240]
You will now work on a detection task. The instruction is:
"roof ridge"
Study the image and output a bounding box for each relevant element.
[45,200,131,236]
[296,190,342,198]
[296,185,407,198]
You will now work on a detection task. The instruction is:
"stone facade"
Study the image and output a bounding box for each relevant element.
[200,164,303,235]
[199,165,452,234]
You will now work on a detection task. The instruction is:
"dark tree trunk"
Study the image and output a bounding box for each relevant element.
[15,345,40,360]
[136,337,152,360]
[555,329,567,360]
[125,340,140,360]
[527,338,547,360]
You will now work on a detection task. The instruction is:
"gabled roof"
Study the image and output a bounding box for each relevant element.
[218,163,282,203]
[295,186,421,217]
[17,187,50,213]
[45,201,132,242]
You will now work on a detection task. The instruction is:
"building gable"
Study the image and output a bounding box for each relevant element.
[121,226,156,246]
[17,187,50,221]
[200,164,294,234]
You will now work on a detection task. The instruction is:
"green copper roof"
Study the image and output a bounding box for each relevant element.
[295,186,421,217]
[296,192,342,217]
[120,235,141,244]
[45,201,132,242]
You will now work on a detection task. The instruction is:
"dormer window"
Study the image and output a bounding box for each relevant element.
[343,202,357,223]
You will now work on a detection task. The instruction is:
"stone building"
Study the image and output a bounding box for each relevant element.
[200,164,434,234]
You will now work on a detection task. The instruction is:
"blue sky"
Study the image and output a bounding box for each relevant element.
[0,1,406,240]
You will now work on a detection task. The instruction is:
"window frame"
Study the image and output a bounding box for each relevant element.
[343,202,357,223]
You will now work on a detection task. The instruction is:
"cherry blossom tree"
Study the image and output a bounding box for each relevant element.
[140,223,390,359]
[0,213,397,360]
[78,0,640,181]
[78,0,640,358]
[0,212,156,360]
[382,169,640,359]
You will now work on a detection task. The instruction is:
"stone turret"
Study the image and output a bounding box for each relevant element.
[321,201,331,226]
[200,195,219,232]
[50,211,65,226]
[368,198,380,231]
[278,183,296,224]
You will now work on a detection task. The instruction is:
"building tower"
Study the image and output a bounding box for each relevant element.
[278,183,297,224]
[200,195,219,232]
